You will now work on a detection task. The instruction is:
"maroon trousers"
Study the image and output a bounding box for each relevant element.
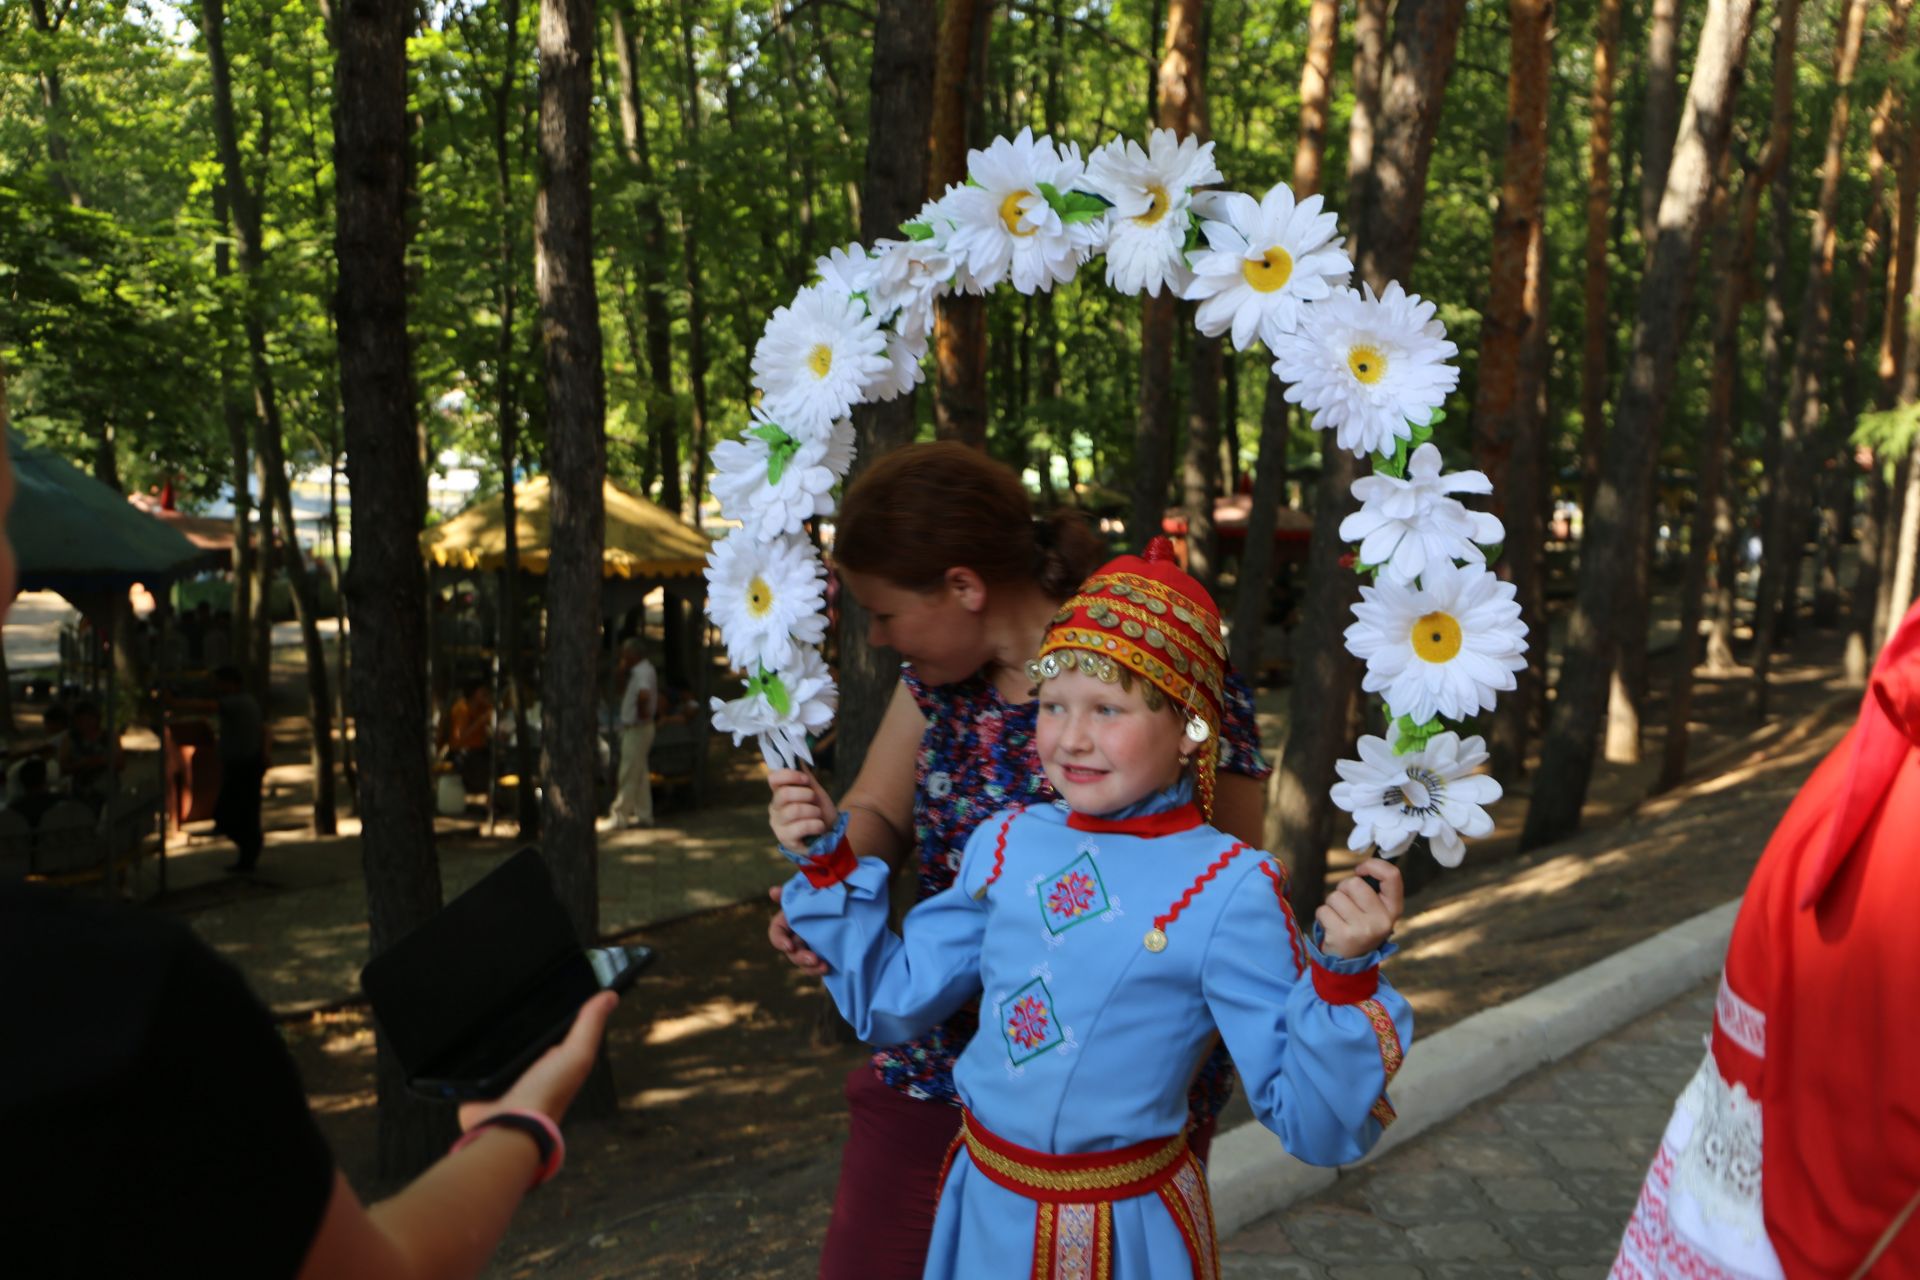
[817,1065,1217,1279]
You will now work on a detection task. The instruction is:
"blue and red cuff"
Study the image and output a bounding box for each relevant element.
[779,812,857,889]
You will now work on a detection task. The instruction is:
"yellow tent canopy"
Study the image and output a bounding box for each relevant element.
[422,474,710,578]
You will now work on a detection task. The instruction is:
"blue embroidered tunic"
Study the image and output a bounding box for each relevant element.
[783,780,1412,1280]
[878,665,1272,1109]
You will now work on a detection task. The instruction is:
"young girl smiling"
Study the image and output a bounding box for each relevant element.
[777,539,1410,1279]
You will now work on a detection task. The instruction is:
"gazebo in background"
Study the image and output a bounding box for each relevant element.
[6,432,208,890]
[421,475,715,822]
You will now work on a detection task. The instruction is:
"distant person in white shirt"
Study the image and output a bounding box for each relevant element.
[602,637,657,831]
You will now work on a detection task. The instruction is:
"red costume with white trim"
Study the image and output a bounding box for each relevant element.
[1612,601,1920,1279]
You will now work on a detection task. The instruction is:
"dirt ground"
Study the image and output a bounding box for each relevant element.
[252,621,1863,1280]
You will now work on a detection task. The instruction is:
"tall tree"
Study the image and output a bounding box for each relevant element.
[1277,0,1469,916]
[535,0,609,1008]
[1130,0,1207,552]
[1605,0,1690,765]
[332,0,448,1178]
[1228,0,1340,676]
[1749,0,1872,716]
[1174,3,1221,588]
[832,0,938,789]
[1579,0,1621,515]
[1524,0,1762,849]
[198,0,337,835]
[931,0,990,448]
[1657,0,1804,789]
[1476,0,1553,778]
[675,5,713,508]
[1872,33,1920,650]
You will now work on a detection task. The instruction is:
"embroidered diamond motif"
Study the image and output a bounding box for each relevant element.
[1000,977,1066,1064]
[1038,852,1111,936]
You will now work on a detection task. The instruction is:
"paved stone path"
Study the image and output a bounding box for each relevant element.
[1220,976,1716,1279]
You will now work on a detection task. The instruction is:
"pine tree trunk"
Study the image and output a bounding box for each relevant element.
[1750,0,1870,716]
[1605,0,1688,766]
[212,187,257,677]
[1523,0,1761,850]
[1169,1,1219,585]
[833,0,937,789]
[1870,16,1920,654]
[1230,0,1337,679]
[487,0,539,835]
[535,0,608,958]
[931,0,990,448]
[1477,0,1553,779]
[611,1,682,519]
[332,0,450,1181]
[1655,0,1800,784]
[1579,0,1621,515]
[199,0,336,836]
[676,8,712,510]
[1279,0,1468,916]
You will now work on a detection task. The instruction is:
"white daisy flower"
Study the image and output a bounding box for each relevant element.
[711,647,839,770]
[1181,183,1351,349]
[1330,731,1501,866]
[868,230,953,337]
[942,128,1106,295]
[864,324,928,403]
[1343,557,1529,725]
[1082,129,1222,297]
[1271,281,1460,457]
[1340,443,1506,584]
[704,531,829,673]
[813,241,877,304]
[709,408,853,540]
[750,285,889,434]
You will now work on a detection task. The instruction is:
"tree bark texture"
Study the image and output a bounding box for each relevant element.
[1579,0,1621,516]
[931,0,990,448]
[535,0,608,955]
[1522,0,1760,850]
[332,0,450,1180]
[1873,10,1920,651]
[199,0,337,836]
[1476,0,1553,779]
[676,7,712,508]
[1638,0,1682,250]
[489,0,540,835]
[612,1,682,519]
[1655,0,1799,782]
[1129,0,1210,551]
[833,0,937,791]
[1277,0,1468,917]
[1231,0,1338,679]
[1749,0,1871,717]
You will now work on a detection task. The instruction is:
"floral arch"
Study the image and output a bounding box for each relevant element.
[703,127,1527,866]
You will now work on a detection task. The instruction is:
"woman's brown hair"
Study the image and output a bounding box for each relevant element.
[835,441,1104,600]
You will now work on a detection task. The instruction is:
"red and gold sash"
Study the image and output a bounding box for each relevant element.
[940,1110,1220,1280]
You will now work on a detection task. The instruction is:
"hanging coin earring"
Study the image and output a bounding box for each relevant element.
[1185,714,1210,744]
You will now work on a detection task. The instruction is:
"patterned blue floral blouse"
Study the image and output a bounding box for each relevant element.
[872,663,1273,1114]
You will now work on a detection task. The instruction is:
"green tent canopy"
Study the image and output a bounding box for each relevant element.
[7,431,206,596]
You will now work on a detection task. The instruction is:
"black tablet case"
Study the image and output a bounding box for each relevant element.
[359,847,598,1087]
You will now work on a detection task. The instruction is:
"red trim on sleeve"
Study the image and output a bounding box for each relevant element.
[800,835,860,889]
[1310,959,1380,1004]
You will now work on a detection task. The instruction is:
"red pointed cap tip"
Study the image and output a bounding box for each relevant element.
[1142,536,1177,565]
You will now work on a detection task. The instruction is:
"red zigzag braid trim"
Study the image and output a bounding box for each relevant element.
[1259,859,1308,977]
[975,806,1027,897]
[1154,842,1250,935]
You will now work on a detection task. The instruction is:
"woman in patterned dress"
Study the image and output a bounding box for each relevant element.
[765,443,1274,1279]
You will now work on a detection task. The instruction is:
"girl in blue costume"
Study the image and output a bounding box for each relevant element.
[779,539,1411,1280]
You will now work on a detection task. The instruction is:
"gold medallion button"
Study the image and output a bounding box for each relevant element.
[1143,928,1168,953]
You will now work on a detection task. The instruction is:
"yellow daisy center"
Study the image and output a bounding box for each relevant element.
[1411,611,1463,664]
[999,190,1038,237]
[1133,183,1170,226]
[747,575,775,618]
[1240,246,1294,293]
[807,343,834,379]
[1347,343,1387,384]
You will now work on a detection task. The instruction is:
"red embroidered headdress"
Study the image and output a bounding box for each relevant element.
[1027,536,1229,817]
